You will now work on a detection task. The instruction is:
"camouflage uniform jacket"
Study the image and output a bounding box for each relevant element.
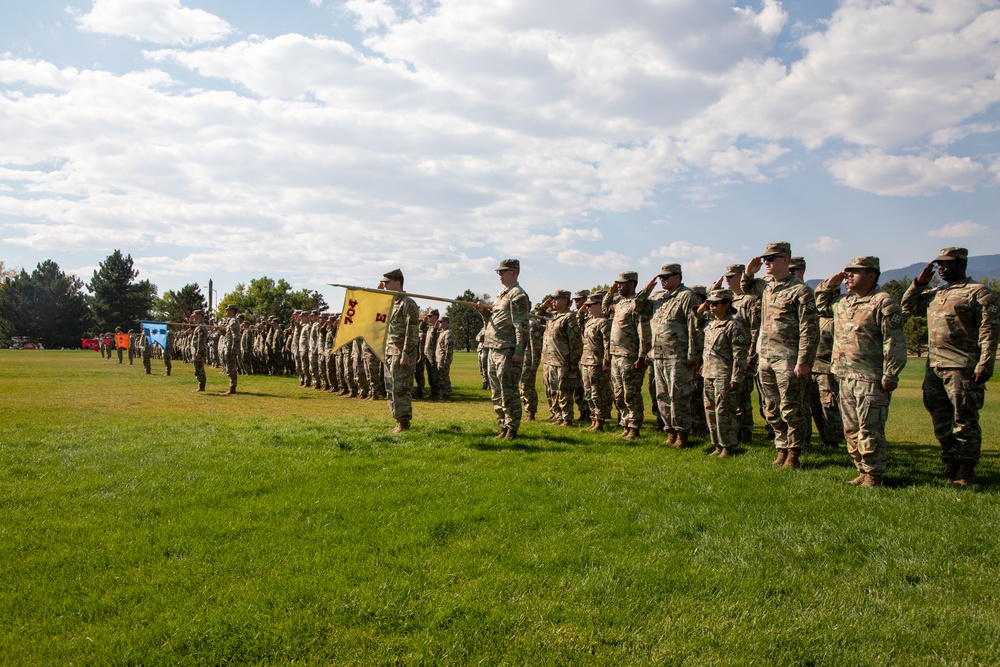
[424,326,440,366]
[435,329,454,367]
[386,295,420,361]
[755,274,819,366]
[225,317,241,356]
[417,321,429,362]
[581,315,612,367]
[192,324,208,360]
[902,277,1000,376]
[702,315,749,383]
[482,282,530,356]
[816,281,907,384]
[645,285,702,362]
[602,288,652,359]
[813,316,835,373]
[732,292,761,362]
[525,317,544,369]
[541,310,583,367]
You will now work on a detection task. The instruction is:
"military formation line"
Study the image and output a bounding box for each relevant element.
[98,242,999,488]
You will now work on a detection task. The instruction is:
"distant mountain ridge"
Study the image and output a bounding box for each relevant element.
[806,254,1000,289]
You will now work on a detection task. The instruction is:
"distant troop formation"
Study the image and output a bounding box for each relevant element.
[109,243,998,488]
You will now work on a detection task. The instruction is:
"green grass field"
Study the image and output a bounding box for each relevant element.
[2,350,999,665]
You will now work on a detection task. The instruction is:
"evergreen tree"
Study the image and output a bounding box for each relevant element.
[156,283,207,322]
[87,250,157,331]
[445,290,490,352]
[0,260,91,348]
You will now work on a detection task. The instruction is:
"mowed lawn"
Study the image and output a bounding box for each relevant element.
[1,349,999,666]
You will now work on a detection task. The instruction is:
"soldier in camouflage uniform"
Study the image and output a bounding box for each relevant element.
[519,307,544,420]
[902,247,1000,486]
[791,256,844,447]
[699,289,749,457]
[572,290,591,423]
[363,341,385,400]
[424,310,442,400]
[415,318,429,399]
[382,269,420,432]
[581,292,613,431]
[717,264,760,442]
[477,259,530,439]
[191,310,208,392]
[476,329,489,389]
[223,304,240,394]
[816,256,907,487]
[540,291,584,426]
[743,242,819,469]
[602,271,652,440]
[643,264,702,448]
[689,285,710,439]
[435,317,455,400]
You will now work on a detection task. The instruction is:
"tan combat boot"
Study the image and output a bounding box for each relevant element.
[860,474,883,488]
[623,427,640,441]
[504,429,518,441]
[663,429,677,447]
[783,449,801,470]
[717,447,732,459]
[495,427,509,439]
[845,472,868,486]
[673,431,690,450]
[391,420,410,433]
[772,449,787,466]
[593,421,604,432]
[708,446,723,457]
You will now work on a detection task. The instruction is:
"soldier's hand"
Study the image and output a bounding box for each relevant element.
[882,379,898,392]
[794,363,810,380]
[697,301,709,315]
[644,277,658,293]
[827,272,846,288]
[916,262,936,286]
[712,276,724,290]
[973,371,990,384]
[609,282,620,295]
[746,256,763,275]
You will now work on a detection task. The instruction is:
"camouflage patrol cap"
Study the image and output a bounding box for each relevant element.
[552,290,572,300]
[706,289,735,303]
[615,271,639,284]
[382,268,404,282]
[496,258,520,272]
[845,256,880,271]
[724,264,746,277]
[657,263,682,277]
[572,289,590,300]
[692,285,707,297]
[789,256,806,270]
[935,247,968,262]
[440,316,450,322]
[585,290,607,305]
[192,309,204,316]
[225,303,237,312]
[761,241,791,258]
[428,309,440,317]
[319,312,329,319]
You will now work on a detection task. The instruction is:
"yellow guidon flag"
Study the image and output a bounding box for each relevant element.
[331,288,397,363]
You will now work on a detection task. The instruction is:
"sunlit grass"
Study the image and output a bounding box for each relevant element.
[1,350,998,665]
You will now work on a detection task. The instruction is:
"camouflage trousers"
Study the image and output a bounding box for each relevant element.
[142,346,152,374]
[544,364,576,423]
[611,356,645,428]
[437,362,452,398]
[488,348,523,433]
[414,358,427,396]
[384,354,414,422]
[317,353,329,389]
[758,358,809,450]
[922,365,986,465]
[652,359,695,433]
[310,352,321,388]
[478,349,489,388]
[163,348,171,376]
[581,365,613,422]
[226,353,238,388]
[519,364,540,415]
[365,353,385,399]
[425,362,441,398]
[808,372,844,445]
[704,378,738,448]
[354,344,370,397]
[193,357,206,386]
[299,349,311,385]
[838,376,890,475]
[735,374,755,438]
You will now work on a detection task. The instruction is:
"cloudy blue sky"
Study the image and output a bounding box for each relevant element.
[2,0,998,311]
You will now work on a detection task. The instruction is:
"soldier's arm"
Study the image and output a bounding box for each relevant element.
[638,312,652,365]
[731,320,749,387]
[511,292,529,361]
[900,272,932,317]
[880,295,907,390]
[568,317,583,370]
[814,276,843,317]
[796,287,819,372]
[401,301,419,367]
[685,294,702,365]
[741,263,766,298]
[601,320,612,370]
[975,287,999,382]
[601,290,616,318]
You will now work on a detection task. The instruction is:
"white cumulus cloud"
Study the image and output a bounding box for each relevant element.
[77,0,232,46]
[826,151,987,196]
[928,221,991,238]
